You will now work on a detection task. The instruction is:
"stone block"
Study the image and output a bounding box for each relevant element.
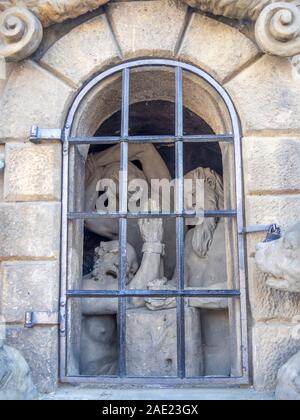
[0,60,74,140]
[252,323,300,390]
[5,326,58,393]
[245,195,300,256]
[199,309,230,376]
[248,258,300,322]
[126,306,203,377]
[41,15,120,87]
[0,203,61,259]
[179,13,259,83]
[108,0,187,59]
[226,56,300,135]
[0,261,59,323]
[4,143,61,201]
[243,137,300,195]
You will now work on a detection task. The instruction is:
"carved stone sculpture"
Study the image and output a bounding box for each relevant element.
[255,222,300,293]
[145,167,228,303]
[1,1,300,61]
[184,0,274,20]
[80,216,165,375]
[80,241,139,375]
[184,168,227,290]
[0,322,37,400]
[142,168,230,376]
[85,144,176,278]
[276,351,300,400]
[256,223,300,400]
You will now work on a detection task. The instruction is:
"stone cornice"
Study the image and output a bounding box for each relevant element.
[0,0,300,61]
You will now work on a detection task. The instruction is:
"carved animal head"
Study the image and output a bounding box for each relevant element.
[276,351,300,400]
[184,167,224,258]
[255,223,300,293]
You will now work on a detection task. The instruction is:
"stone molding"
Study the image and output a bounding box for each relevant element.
[0,1,300,61]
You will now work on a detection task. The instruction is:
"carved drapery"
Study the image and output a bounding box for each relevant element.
[184,0,274,20]
[0,1,300,61]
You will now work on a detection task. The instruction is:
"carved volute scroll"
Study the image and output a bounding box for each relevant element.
[255,2,300,56]
[0,7,43,61]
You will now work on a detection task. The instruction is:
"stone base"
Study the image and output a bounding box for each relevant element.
[200,309,230,376]
[126,307,203,377]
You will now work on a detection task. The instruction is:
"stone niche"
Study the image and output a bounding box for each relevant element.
[65,64,240,380]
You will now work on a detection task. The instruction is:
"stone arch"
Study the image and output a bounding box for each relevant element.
[62,58,246,380]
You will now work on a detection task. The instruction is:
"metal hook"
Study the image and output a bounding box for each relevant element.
[264,224,281,243]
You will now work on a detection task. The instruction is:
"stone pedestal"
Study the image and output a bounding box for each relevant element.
[126,307,203,377]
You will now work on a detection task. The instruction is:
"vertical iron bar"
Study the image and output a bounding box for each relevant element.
[59,130,69,379]
[233,120,249,380]
[118,68,130,377]
[175,67,186,379]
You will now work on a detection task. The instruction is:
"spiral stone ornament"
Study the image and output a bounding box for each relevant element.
[0,7,43,61]
[255,2,300,56]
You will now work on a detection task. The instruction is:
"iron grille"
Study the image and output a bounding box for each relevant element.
[60,59,249,385]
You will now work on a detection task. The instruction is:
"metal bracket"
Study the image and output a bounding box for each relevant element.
[24,311,59,328]
[29,126,62,144]
[240,224,280,235]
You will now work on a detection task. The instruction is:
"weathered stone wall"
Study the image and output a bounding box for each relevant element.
[0,0,300,392]
[0,53,73,393]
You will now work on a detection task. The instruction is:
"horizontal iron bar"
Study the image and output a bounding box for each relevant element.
[66,289,240,298]
[24,311,59,328]
[68,210,237,220]
[29,126,62,144]
[240,224,278,234]
[68,134,234,145]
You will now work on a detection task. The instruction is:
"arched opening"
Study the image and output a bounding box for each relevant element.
[62,60,248,385]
